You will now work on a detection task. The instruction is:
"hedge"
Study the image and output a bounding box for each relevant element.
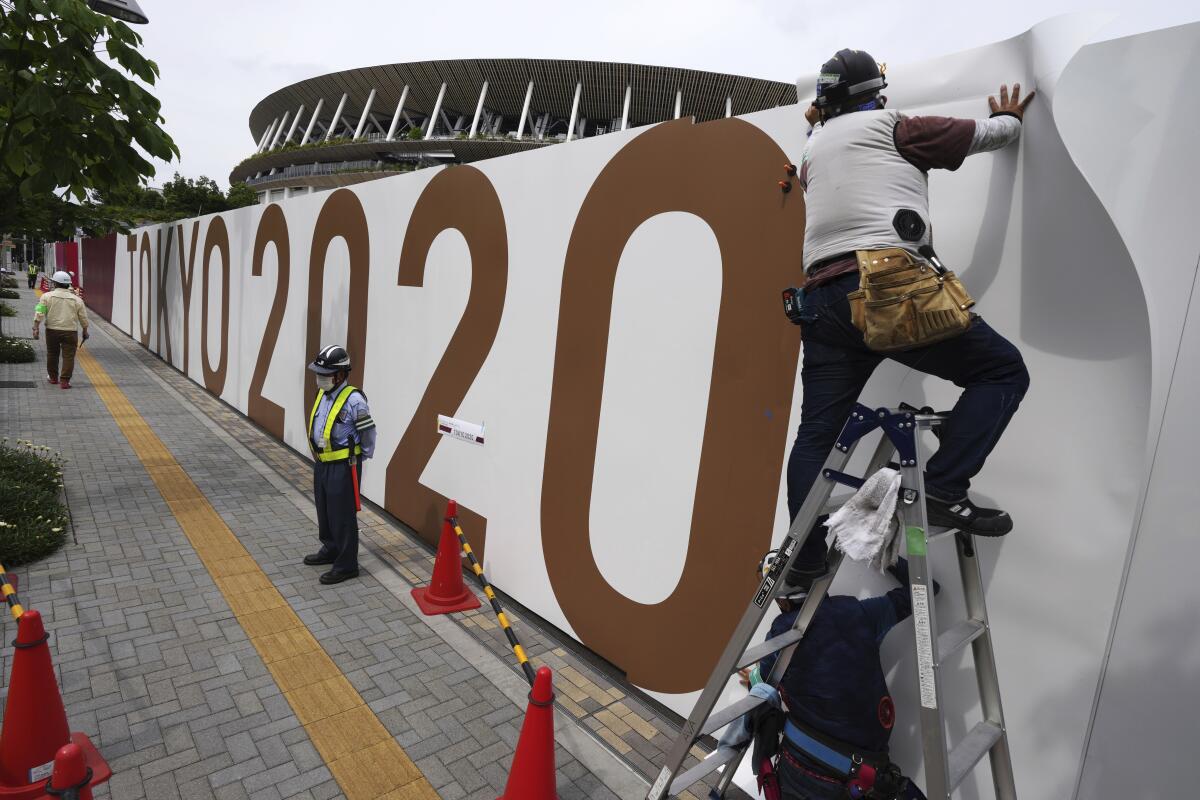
[0,440,69,567]
[0,337,35,363]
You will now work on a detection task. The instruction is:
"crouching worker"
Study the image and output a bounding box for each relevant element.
[727,558,936,799]
[304,344,375,585]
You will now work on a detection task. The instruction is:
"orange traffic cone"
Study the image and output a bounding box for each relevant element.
[498,666,558,800]
[411,500,482,616]
[0,611,110,799]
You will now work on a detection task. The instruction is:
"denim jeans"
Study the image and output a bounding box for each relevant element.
[787,272,1029,570]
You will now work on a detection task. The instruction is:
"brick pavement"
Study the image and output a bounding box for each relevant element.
[0,283,742,799]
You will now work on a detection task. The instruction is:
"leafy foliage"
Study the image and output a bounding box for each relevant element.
[0,0,179,237]
[0,335,35,362]
[90,172,257,226]
[0,439,68,567]
[0,288,18,299]
[0,302,16,317]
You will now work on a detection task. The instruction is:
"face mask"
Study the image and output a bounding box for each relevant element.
[315,374,335,391]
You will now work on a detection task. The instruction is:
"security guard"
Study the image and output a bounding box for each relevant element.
[26,261,38,289]
[32,270,89,389]
[304,345,376,584]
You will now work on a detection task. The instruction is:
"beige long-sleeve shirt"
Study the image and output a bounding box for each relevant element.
[33,288,89,332]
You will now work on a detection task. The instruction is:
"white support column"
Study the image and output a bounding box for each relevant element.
[386,85,409,140]
[255,124,272,153]
[516,80,534,138]
[565,82,581,142]
[424,82,447,140]
[325,93,348,142]
[725,96,732,118]
[353,88,376,139]
[674,89,682,120]
[258,118,279,153]
[269,111,291,149]
[300,98,324,145]
[621,85,631,131]
[283,104,304,145]
[468,80,489,138]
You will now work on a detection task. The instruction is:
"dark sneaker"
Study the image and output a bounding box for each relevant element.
[780,559,828,595]
[778,514,832,594]
[926,495,1012,536]
[319,569,359,585]
[303,551,336,566]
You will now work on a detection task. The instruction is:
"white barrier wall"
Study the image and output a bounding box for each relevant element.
[97,19,1199,799]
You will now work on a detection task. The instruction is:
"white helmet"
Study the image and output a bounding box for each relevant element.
[52,271,72,286]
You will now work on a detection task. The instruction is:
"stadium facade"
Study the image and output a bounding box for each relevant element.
[232,58,798,202]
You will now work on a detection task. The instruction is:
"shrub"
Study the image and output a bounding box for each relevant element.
[0,440,68,567]
[0,302,16,317]
[0,276,17,288]
[0,337,35,363]
[0,288,18,299]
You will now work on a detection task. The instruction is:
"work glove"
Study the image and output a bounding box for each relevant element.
[81,330,89,342]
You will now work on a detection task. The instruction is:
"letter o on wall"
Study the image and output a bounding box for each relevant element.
[201,216,231,396]
[305,189,370,405]
[541,118,806,693]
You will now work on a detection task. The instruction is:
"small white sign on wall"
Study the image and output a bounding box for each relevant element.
[437,414,485,445]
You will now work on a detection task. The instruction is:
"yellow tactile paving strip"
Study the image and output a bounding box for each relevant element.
[75,347,438,800]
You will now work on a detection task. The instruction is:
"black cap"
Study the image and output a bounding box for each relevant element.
[815,49,886,113]
[307,344,351,375]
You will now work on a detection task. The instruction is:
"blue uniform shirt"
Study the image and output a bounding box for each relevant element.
[311,385,376,458]
[761,560,932,754]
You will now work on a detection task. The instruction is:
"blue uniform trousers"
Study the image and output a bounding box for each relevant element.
[314,459,360,573]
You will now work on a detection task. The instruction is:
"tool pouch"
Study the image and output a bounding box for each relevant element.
[846,247,974,352]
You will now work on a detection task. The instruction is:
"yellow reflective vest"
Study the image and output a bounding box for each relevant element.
[307,384,364,463]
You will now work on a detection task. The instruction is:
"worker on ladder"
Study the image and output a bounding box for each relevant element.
[785,49,1035,586]
[740,556,938,799]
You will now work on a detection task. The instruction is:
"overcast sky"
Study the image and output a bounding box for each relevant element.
[133,0,1197,188]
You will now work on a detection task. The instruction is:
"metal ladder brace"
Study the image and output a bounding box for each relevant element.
[646,403,1017,800]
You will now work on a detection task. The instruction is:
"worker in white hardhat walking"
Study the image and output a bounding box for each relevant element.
[32,270,89,389]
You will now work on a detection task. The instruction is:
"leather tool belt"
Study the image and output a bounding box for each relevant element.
[846,247,975,352]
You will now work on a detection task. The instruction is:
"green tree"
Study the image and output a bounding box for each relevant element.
[160,172,225,217]
[0,0,178,238]
[225,180,257,209]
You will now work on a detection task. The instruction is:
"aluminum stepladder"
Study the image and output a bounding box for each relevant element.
[647,402,1016,800]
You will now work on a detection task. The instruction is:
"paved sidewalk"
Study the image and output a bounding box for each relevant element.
[0,285,652,799]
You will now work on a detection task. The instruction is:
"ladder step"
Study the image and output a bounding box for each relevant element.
[700,694,765,738]
[935,619,987,662]
[668,746,741,797]
[927,525,961,543]
[737,629,804,671]
[947,721,1004,790]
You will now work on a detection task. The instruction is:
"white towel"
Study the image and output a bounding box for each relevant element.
[830,467,903,571]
